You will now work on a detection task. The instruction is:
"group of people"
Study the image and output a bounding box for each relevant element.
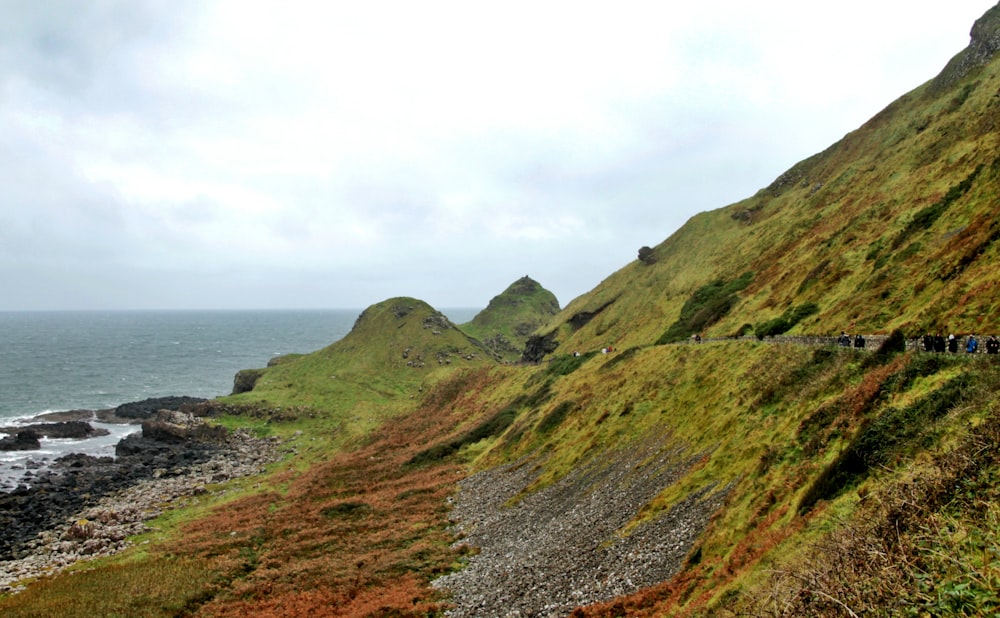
[838,332,866,349]
[921,333,1000,354]
[835,331,1000,354]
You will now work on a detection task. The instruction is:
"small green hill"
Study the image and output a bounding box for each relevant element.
[460,276,560,361]
[225,297,494,442]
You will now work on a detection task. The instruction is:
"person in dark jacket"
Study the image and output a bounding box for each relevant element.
[987,335,1000,355]
[934,334,947,353]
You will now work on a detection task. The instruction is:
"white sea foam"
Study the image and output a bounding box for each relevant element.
[0,422,141,491]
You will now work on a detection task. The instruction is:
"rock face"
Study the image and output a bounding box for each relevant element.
[520,331,559,364]
[232,368,265,394]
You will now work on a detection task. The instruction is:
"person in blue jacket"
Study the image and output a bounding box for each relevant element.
[967,334,978,354]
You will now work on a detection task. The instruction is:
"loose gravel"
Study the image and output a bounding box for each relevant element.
[435,440,732,617]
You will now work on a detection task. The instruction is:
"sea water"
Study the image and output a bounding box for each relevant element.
[0,308,478,489]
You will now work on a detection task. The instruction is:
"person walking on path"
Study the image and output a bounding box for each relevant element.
[967,335,979,354]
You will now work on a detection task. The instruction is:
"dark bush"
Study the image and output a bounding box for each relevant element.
[863,328,908,368]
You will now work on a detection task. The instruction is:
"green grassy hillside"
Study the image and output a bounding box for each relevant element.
[4,5,1000,617]
[541,5,1000,357]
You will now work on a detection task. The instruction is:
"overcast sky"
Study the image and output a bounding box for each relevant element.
[2,1,996,311]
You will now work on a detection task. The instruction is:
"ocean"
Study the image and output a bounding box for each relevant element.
[0,308,478,489]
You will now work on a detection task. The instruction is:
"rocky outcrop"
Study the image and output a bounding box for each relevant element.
[111,396,207,420]
[931,4,1000,92]
[2,422,109,440]
[232,368,265,394]
[0,431,41,452]
[520,331,559,363]
[0,410,278,571]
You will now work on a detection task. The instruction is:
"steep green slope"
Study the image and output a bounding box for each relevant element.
[537,4,1000,358]
[460,276,560,361]
[437,338,998,616]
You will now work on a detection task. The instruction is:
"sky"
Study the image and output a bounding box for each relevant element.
[2,1,997,311]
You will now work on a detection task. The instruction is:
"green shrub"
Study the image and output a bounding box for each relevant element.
[657,272,754,344]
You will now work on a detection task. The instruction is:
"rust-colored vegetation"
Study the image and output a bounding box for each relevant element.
[170,370,499,617]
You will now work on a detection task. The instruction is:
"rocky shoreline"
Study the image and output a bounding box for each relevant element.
[0,397,282,594]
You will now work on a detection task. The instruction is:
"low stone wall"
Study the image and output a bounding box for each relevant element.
[688,334,994,353]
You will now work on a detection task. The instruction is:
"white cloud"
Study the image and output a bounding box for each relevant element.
[1,0,996,310]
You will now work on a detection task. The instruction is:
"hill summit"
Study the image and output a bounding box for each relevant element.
[461,276,560,361]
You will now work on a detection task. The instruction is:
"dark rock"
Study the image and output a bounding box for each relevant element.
[12,421,109,440]
[0,431,41,451]
[0,420,225,561]
[31,409,97,422]
[232,368,265,394]
[113,396,207,420]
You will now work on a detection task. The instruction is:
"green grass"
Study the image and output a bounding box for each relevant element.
[0,555,223,617]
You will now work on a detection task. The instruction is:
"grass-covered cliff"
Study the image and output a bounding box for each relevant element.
[4,4,1000,617]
